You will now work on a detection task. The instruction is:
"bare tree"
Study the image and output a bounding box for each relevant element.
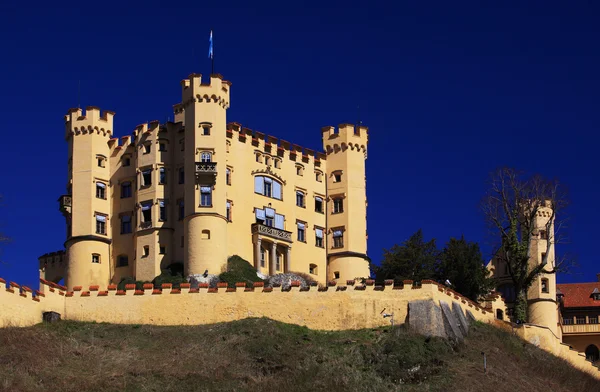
[482,167,571,322]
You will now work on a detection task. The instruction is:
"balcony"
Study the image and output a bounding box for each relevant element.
[58,195,72,215]
[251,223,292,243]
[195,162,217,183]
[561,323,600,335]
[140,221,152,230]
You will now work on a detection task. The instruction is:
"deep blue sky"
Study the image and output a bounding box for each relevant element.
[0,1,598,290]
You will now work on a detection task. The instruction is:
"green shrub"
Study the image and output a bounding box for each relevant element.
[116,277,149,291]
[219,255,265,288]
[153,271,187,289]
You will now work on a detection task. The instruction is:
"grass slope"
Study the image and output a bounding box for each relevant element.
[0,318,597,392]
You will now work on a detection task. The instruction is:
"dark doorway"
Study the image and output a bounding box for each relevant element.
[585,345,599,362]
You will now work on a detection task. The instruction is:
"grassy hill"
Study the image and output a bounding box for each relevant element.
[0,318,597,392]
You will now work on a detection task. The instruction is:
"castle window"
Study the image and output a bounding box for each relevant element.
[96,182,106,199]
[143,143,151,154]
[226,200,232,222]
[260,247,266,268]
[143,246,149,257]
[201,230,210,239]
[159,142,167,152]
[159,200,166,221]
[159,167,166,184]
[540,230,548,240]
[95,214,107,235]
[96,155,106,168]
[297,222,306,242]
[178,199,184,220]
[201,152,212,162]
[117,255,128,267]
[332,229,344,248]
[178,167,184,184]
[226,168,231,185]
[309,264,318,275]
[254,176,282,200]
[141,201,152,225]
[256,153,263,163]
[334,271,340,280]
[315,196,323,213]
[122,156,131,167]
[202,126,210,136]
[226,141,231,153]
[296,165,304,176]
[159,245,166,255]
[333,198,344,214]
[333,171,342,183]
[274,159,281,169]
[541,252,547,263]
[265,207,275,227]
[121,181,132,198]
[593,291,600,301]
[92,254,101,264]
[200,186,212,207]
[315,227,324,248]
[541,278,549,293]
[315,171,323,182]
[141,169,152,187]
[296,191,305,208]
[121,215,132,234]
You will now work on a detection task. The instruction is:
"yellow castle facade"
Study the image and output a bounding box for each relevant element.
[39,73,370,291]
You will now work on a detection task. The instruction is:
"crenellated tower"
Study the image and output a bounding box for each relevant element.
[177,73,231,277]
[527,202,559,336]
[63,107,114,290]
[322,124,370,282]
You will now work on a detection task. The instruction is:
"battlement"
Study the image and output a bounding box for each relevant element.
[226,122,327,163]
[179,73,231,111]
[322,124,368,156]
[64,106,114,139]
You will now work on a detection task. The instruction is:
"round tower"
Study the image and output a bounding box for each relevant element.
[179,74,231,278]
[63,107,114,290]
[322,124,370,282]
[527,203,559,336]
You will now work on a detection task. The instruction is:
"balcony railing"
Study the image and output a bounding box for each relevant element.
[251,223,293,243]
[58,195,72,215]
[195,162,217,174]
[561,323,600,334]
[140,221,152,229]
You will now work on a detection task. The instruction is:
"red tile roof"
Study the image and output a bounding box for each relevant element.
[557,282,600,308]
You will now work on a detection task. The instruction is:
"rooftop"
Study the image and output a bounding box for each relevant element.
[557,281,600,308]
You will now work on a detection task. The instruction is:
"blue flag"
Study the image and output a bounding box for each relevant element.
[208,30,213,59]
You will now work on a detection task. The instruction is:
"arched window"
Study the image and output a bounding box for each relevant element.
[497,284,516,302]
[201,152,212,162]
[586,345,599,362]
[541,278,549,293]
[254,175,282,200]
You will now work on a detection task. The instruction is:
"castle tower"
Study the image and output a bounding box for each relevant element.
[179,74,231,277]
[63,107,114,290]
[322,124,370,282]
[527,202,559,336]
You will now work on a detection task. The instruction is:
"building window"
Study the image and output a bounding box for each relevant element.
[333,229,344,248]
[143,246,149,257]
[315,196,323,213]
[200,186,212,207]
[540,230,548,240]
[226,168,231,185]
[201,152,212,162]
[264,207,275,227]
[202,126,210,136]
[97,156,106,167]
[121,181,132,198]
[121,215,132,234]
[117,255,128,267]
[296,191,305,208]
[315,171,323,182]
[92,254,100,264]
[254,176,282,200]
[309,264,317,275]
[297,222,306,242]
[226,201,232,222]
[226,141,231,153]
[123,157,131,167]
[315,227,324,248]
[95,214,107,235]
[541,278,549,293]
[178,167,184,184]
[159,200,166,221]
[201,229,210,239]
[178,199,184,220]
[141,201,152,224]
[143,144,151,154]
[274,159,281,169]
[265,156,271,166]
[141,169,152,187]
[333,171,342,183]
[96,182,106,199]
[256,153,262,163]
[334,271,340,279]
[260,247,265,268]
[333,198,343,214]
[594,293,600,301]
[159,142,167,152]
[159,167,166,184]
[159,245,166,255]
[296,165,304,176]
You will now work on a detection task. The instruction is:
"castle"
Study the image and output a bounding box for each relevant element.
[37,73,370,291]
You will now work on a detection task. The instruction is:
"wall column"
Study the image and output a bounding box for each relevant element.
[270,242,277,275]
[254,238,262,271]
[286,246,291,273]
